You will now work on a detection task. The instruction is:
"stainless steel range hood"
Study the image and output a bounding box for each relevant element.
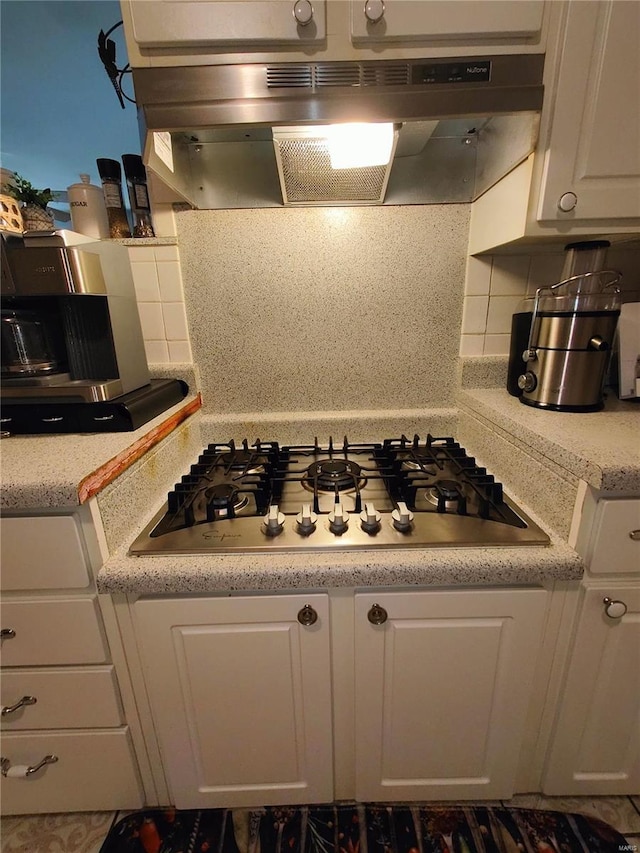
[133,54,544,208]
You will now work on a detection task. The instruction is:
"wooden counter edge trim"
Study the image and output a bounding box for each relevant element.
[77,394,202,504]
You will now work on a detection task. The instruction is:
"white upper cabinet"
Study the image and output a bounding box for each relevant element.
[537,0,640,223]
[128,0,326,48]
[350,1,544,44]
[469,0,640,253]
[121,0,550,65]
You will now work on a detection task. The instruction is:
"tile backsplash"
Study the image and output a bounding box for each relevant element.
[460,246,640,357]
[126,230,639,400]
[127,244,192,364]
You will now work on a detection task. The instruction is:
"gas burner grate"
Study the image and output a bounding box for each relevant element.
[130,432,549,555]
[381,434,524,526]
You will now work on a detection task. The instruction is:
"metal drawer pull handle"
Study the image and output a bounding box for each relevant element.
[603,597,628,619]
[2,696,37,716]
[629,530,640,541]
[1,754,58,778]
[297,604,318,626]
[93,415,114,421]
[368,603,388,625]
[41,417,64,423]
[0,628,16,640]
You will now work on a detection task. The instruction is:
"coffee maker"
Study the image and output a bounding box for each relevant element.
[1,230,149,402]
[516,241,621,412]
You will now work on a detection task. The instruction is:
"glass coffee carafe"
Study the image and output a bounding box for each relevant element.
[1,308,61,377]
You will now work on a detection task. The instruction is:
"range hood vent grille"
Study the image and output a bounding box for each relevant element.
[273,132,397,205]
[267,62,411,90]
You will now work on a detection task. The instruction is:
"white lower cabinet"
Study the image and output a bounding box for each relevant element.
[0,729,141,814]
[542,582,640,795]
[133,593,334,809]
[0,511,145,815]
[134,586,548,807]
[354,589,548,801]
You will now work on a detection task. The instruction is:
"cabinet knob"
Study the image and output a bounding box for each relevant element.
[558,191,577,212]
[603,597,628,619]
[1,696,37,717]
[364,0,385,23]
[629,529,640,541]
[1,754,58,778]
[293,0,314,26]
[0,628,16,641]
[367,603,388,625]
[297,604,318,626]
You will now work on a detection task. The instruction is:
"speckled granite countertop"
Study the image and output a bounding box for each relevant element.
[4,388,637,591]
[98,530,583,594]
[458,389,640,492]
[0,394,201,509]
[94,405,583,593]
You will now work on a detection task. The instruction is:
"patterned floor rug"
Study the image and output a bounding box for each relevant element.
[99,803,629,853]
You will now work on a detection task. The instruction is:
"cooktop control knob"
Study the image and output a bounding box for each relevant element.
[360,502,382,533]
[263,505,285,536]
[296,503,318,535]
[328,503,349,534]
[392,501,414,532]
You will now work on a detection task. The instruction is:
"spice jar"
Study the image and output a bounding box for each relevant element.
[122,154,155,237]
[96,158,131,238]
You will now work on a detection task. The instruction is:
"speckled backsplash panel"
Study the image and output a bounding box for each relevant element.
[97,416,203,554]
[177,205,470,415]
[457,409,579,539]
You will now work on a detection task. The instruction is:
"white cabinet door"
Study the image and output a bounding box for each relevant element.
[538,1,640,222]
[128,0,326,48]
[350,0,544,44]
[354,588,547,801]
[543,583,640,795]
[134,593,333,808]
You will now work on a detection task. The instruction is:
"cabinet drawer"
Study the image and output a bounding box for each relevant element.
[589,498,640,575]
[1,667,123,730]
[0,597,107,667]
[0,516,90,591]
[0,728,143,815]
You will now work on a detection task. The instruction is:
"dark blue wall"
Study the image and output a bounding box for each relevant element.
[1,0,140,196]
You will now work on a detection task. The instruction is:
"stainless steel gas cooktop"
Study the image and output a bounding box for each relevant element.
[129,435,549,555]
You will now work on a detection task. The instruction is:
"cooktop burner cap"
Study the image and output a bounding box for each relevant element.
[303,458,365,493]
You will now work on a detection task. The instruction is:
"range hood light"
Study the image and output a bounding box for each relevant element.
[327,123,395,169]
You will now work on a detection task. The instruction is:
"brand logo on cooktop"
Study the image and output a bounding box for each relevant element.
[202,532,242,542]
[34,265,56,274]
